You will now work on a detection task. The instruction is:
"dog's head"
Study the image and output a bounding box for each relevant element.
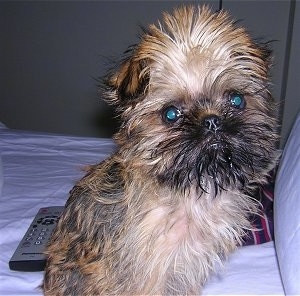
[103,5,278,195]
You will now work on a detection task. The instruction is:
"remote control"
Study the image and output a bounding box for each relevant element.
[9,206,64,272]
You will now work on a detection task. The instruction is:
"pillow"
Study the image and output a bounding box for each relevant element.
[274,113,300,294]
[0,121,5,195]
[0,121,8,129]
[0,122,8,196]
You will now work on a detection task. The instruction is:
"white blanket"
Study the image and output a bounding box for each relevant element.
[0,125,284,295]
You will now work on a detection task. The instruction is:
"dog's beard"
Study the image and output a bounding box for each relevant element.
[151,109,274,196]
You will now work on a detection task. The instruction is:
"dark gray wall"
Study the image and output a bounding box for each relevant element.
[1,0,298,145]
[279,0,300,147]
[0,1,218,137]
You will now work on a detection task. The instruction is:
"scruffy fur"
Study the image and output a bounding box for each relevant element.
[43,6,278,295]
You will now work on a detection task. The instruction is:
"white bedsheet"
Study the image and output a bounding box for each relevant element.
[0,125,284,295]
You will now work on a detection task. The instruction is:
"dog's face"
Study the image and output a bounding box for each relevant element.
[104,6,278,194]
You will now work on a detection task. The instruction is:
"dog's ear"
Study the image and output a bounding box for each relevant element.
[104,52,150,107]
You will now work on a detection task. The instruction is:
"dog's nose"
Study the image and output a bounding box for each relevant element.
[203,114,221,131]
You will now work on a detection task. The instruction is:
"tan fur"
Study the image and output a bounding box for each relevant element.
[43,5,278,295]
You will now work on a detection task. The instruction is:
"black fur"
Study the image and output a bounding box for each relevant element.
[152,108,276,196]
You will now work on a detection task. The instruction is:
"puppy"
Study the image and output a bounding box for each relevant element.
[43,5,278,295]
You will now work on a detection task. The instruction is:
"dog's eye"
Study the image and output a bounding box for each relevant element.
[162,106,182,123]
[229,93,246,109]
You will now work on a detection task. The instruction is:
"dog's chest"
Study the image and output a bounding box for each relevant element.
[140,190,239,254]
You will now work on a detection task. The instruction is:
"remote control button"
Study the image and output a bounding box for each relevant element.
[42,220,54,225]
[22,242,31,247]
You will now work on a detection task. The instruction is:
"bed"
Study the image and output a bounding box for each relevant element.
[1,114,299,295]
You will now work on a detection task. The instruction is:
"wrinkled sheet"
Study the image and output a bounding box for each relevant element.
[0,125,284,295]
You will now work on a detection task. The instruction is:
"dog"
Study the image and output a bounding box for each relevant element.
[43,5,278,295]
